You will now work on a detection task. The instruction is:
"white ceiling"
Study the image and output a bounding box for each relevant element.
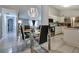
[0,5,41,10]
[50,5,79,11]
[0,5,79,11]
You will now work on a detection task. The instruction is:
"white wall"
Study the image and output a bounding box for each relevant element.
[41,5,49,25]
[59,10,79,23]
[49,6,62,23]
[49,7,60,18]
[0,5,49,25]
[49,6,79,23]
[60,10,79,17]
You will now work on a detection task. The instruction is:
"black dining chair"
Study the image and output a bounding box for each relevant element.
[20,25,25,40]
[39,25,48,44]
[32,25,49,52]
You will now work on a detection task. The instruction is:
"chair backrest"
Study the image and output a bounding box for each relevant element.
[39,25,48,44]
[24,25,30,30]
[20,25,25,40]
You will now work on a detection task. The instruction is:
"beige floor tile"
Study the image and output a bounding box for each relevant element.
[49,50,62,53]
[51,37,64,50]
[41,42,48,50]
[21,48,31,53]
[57,44,74,53]
[72,47,79,53]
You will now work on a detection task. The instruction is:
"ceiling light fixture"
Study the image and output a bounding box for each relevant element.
[28,8,38,18]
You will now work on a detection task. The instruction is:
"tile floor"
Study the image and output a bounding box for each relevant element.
[22,34,79,53]
[1,32,78,53]
[50,34,79,53]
